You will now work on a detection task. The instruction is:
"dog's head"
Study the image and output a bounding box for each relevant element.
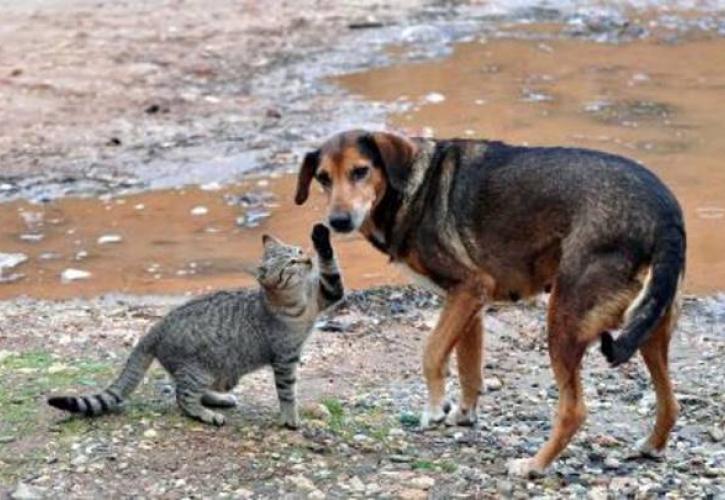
[294,130,417,233]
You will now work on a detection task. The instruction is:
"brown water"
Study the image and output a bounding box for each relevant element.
[2,31,724,299]
[338,34,725,294]
[0,176,399,300]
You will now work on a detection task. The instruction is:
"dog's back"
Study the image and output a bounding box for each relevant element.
[447,140,685,363]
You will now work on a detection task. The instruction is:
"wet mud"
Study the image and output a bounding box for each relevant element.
[1,4,724,298]
[337,34,725,293]
[0,176,398,300]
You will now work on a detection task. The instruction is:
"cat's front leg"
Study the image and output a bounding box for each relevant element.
[272,361,299,429]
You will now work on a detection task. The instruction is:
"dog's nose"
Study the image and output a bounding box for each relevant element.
[329,212,354,233]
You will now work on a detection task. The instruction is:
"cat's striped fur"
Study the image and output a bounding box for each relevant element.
[48,224,343,427]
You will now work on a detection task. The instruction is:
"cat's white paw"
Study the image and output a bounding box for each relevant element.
[199,411,226,427]
[507,457,545,478]
[279,406,300,430]
[444,404,477,427]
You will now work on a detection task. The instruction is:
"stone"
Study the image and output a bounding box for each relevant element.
[190,206,208,216]
[604,456,621,470]
[288,474,315,492]
[707,426,723,442]
[11,483,45,500]
[47,363,72,374]
[61,268,91,283]
[0,252,27,272]
[424,92,446,104]
[304,403,331,421]
[398,488,428,500]
[143,429,158,439]
[97,234,123,244]
[485,377,503,392]
[348,476,365,492]
[587,485,609,500]
[408,475,435,490]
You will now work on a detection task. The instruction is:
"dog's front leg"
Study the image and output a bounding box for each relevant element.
[421,284,485,429]
[445,311,483,426]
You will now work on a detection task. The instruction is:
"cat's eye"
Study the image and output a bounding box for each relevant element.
[316,171,332,188]
[351,165,370,182]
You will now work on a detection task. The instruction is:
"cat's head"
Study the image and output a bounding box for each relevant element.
[256,234,313,292]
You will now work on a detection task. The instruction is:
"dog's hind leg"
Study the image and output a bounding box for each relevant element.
[421,284,484,429]
[638,305,679,458]
[508,287,588,477]
[446,311,483,426]
[509,252,638,477]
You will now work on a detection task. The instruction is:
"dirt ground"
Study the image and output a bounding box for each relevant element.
[0,289,723,498]
[1,0,724,498]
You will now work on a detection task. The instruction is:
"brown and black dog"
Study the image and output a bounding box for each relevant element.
[295,130,685,476]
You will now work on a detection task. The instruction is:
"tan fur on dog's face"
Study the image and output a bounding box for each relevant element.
[295,130,417,234]
[315,146,386,233]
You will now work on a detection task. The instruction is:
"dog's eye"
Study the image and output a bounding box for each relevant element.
[316,172,332,188]
[351,166,370,182]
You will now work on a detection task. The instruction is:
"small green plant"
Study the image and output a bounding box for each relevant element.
[321,398,345,431]
[412,460,435,470]
[398,411,420,428]
[439,460,458,473]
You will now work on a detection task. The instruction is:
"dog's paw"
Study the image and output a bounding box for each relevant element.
[420,404,447,430]
[636,438,665,460]
[507,457,545,478]
[444,404,477,427]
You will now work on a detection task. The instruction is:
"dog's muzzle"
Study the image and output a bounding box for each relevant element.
[329,212,354,233]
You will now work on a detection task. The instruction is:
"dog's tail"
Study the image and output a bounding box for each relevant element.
[48,329,159,416]
[600,224,685,367]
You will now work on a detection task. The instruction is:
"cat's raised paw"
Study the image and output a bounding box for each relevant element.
[311,224,333,258]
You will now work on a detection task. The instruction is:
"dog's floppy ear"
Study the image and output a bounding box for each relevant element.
[359,132,416,190]
[295,150,320,205]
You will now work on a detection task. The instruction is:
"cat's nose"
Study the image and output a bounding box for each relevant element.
[329,212,353,233]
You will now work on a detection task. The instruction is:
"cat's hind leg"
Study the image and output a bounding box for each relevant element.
[174,368,226,426]
[201,391,238,408]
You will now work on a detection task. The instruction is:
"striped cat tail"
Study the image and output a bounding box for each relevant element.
[47,329,158,416]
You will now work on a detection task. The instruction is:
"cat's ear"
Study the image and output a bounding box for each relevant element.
[262,234,283,250]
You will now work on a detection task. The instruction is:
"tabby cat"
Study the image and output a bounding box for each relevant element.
[48,224,343,428]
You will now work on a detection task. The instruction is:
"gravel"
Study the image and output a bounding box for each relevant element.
[0,288,722,497]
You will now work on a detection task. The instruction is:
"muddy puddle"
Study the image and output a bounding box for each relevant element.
[2,23,724,299]
[337,32,725,294]
[0,175,399,300]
